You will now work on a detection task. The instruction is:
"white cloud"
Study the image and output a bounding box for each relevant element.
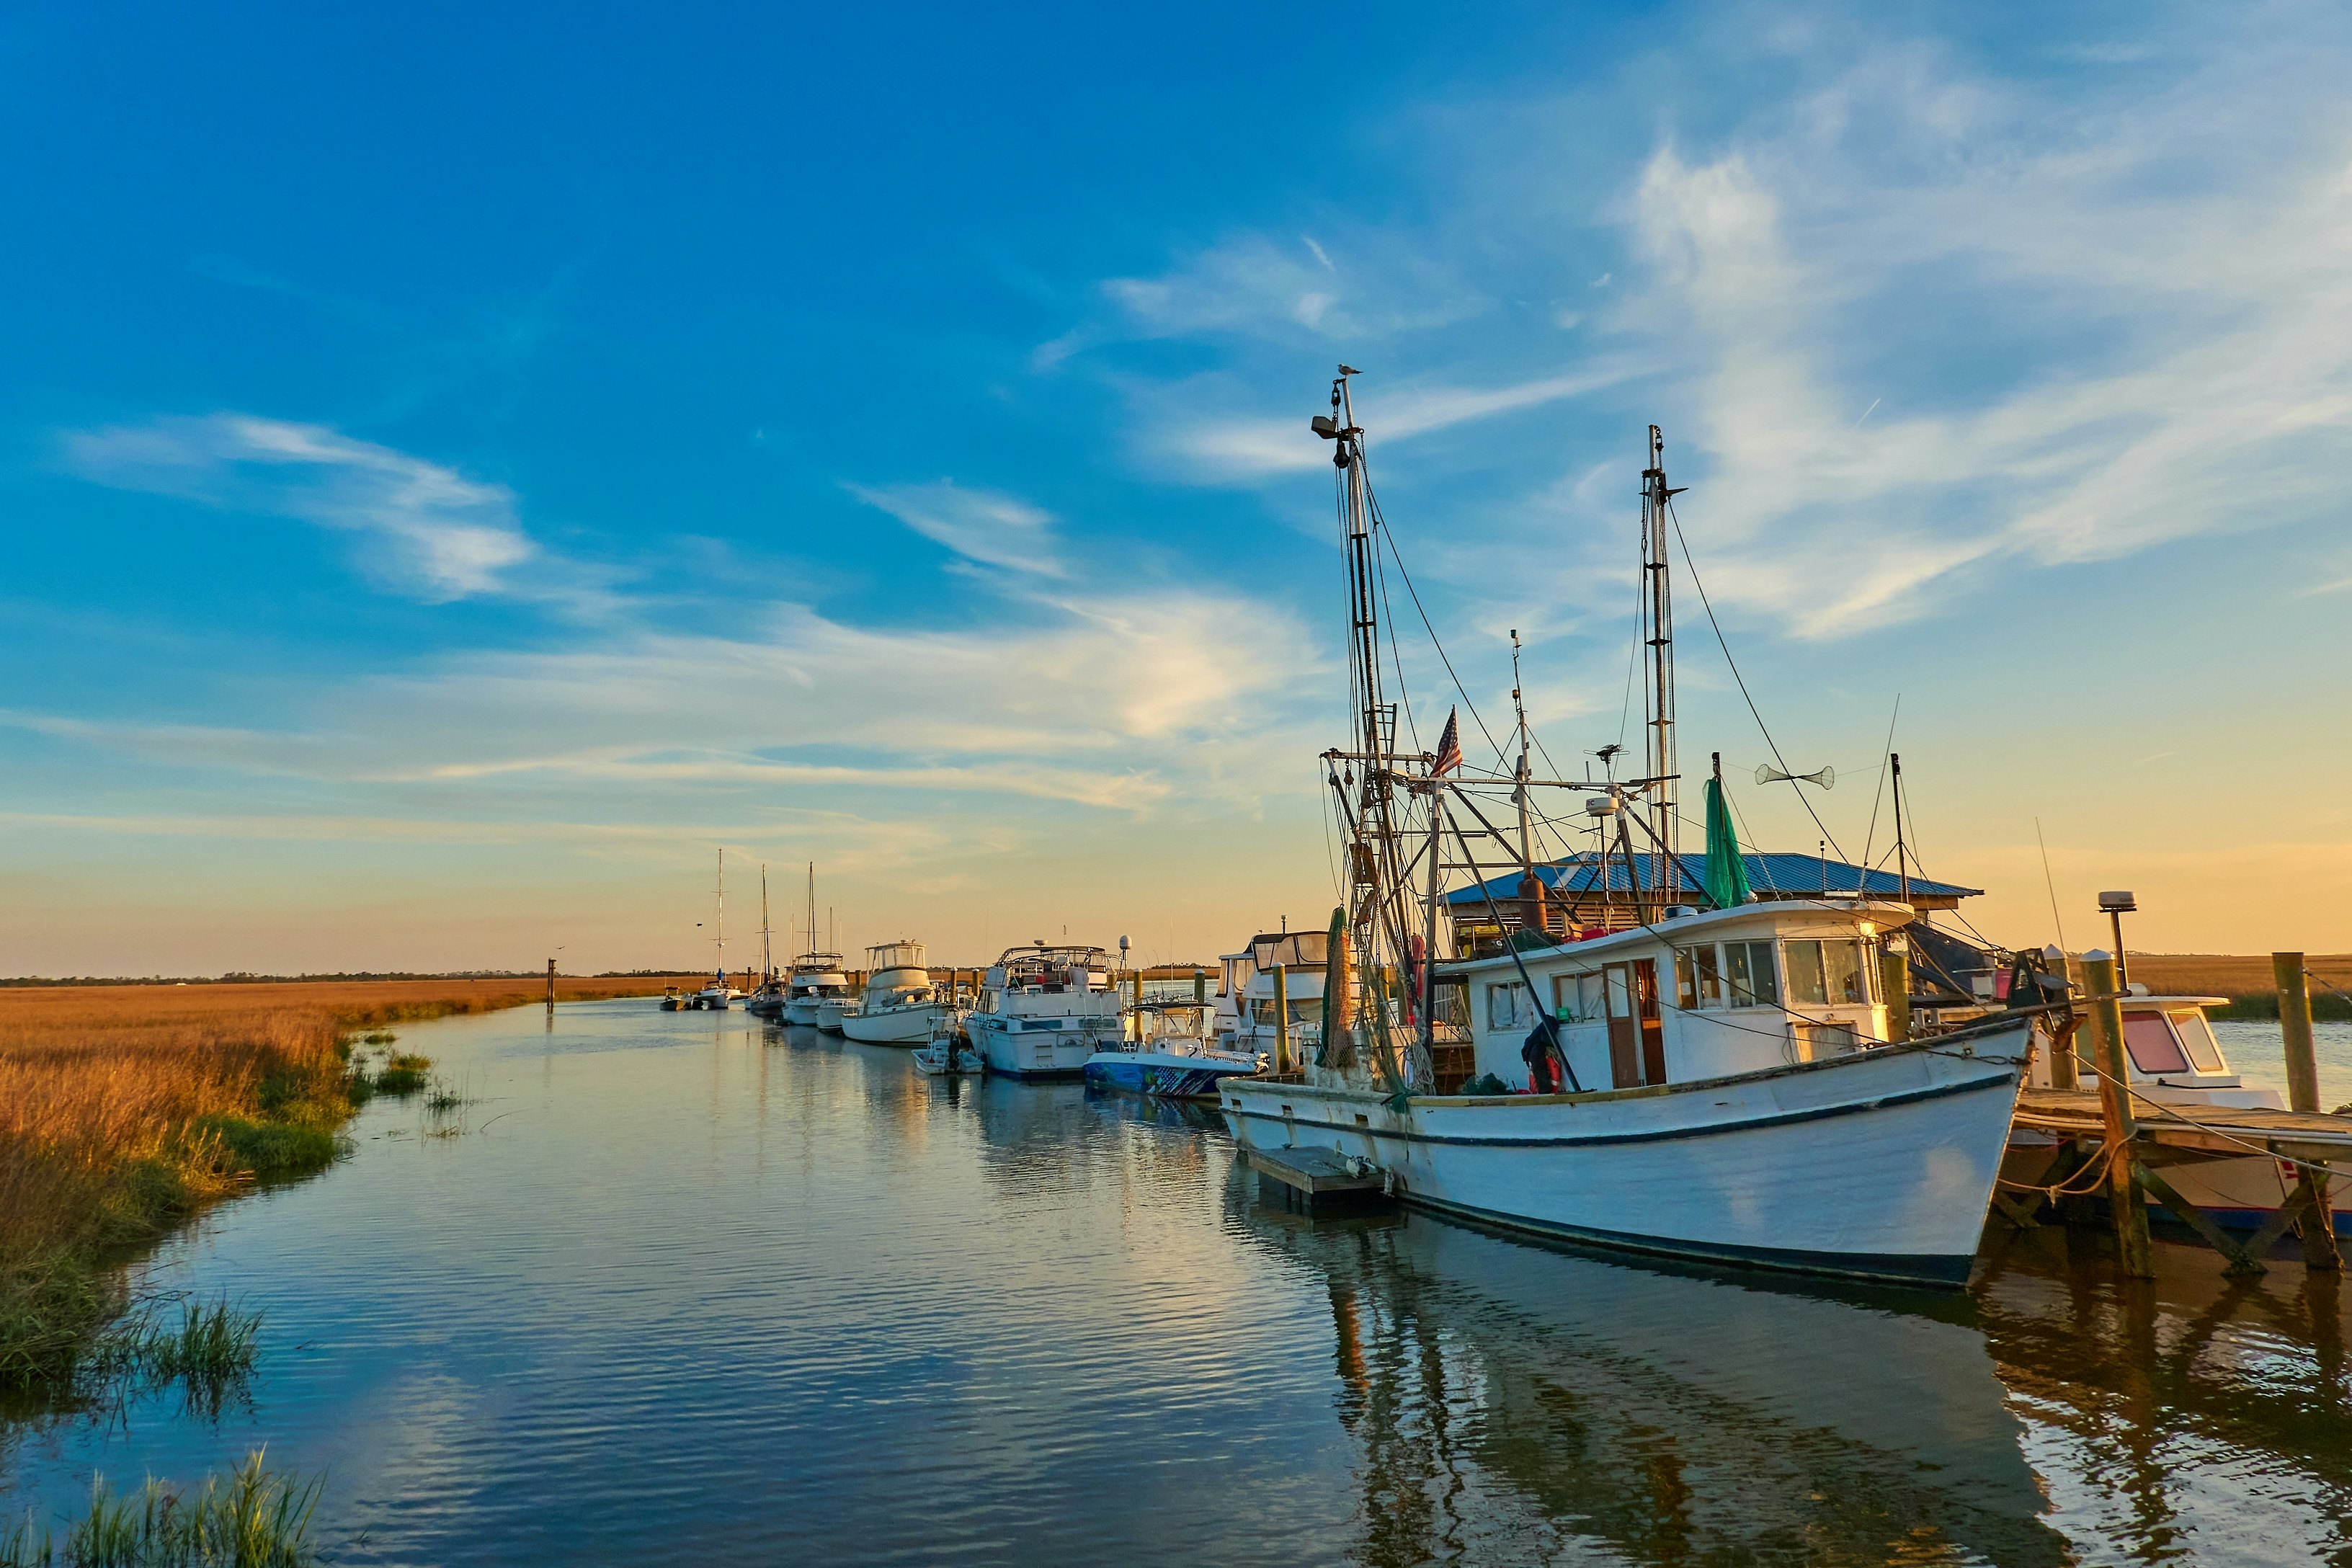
[1165,360,1644,479]
[62,414,539,602]
[846,479,1065,576]
[8,585,1327,816]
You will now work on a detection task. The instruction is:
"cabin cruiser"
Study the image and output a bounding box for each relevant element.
[2008,986,2351,1229]
[841,940,950,1044]
[1219,380,2028,1288]
[780,953,852,1026]
[1214,929,1328,1063]
[1084,999,1265,1099]
[968,943,1123,1079]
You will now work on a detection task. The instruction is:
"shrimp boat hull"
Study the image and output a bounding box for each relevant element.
[1084,1049,1262,1101]
[841,1002,950,1045]
[1221,1025,2028,1287]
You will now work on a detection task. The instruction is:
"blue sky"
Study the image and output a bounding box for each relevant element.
[5,1,2351,974]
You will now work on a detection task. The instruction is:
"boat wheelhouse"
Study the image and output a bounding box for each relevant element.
[1214,929,1329,1064]
[968,943,1123,1079]
[1448,901,1906,1091]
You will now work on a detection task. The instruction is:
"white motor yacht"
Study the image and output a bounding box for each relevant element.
[780,953,851,1026]
[842,940,951,1045]
[968,943,1123,1079]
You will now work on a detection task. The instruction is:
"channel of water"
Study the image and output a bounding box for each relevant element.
[4,999,2351,1564]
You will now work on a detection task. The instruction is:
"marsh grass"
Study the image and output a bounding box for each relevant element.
[370,1054,431,1097]
[0,1448,321,1567]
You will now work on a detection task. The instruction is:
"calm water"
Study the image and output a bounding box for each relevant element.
[6,1000,2352,1564]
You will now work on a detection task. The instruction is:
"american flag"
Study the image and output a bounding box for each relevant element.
[1433,707,1462,777]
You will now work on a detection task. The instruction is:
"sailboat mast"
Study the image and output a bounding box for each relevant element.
[715,847,725,979]
[760,865,772,980]
[1641,424,1682,898]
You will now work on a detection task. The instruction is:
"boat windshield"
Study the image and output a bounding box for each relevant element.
[2168,1009,2228,1073]
[2122,1011,2192,1075]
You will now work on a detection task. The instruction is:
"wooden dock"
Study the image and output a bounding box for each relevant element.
[1243,1144,1394,1216]
[2013,1088,2352,1165]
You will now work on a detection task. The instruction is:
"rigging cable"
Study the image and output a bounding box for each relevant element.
[1664,497,1852,868]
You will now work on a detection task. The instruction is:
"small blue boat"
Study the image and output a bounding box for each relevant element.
[1082,1045,1264,1100]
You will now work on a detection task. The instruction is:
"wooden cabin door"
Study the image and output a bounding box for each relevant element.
[1604,960,1665,1090]
[1633,958,1665,1085]
[1603,963,1639,1088]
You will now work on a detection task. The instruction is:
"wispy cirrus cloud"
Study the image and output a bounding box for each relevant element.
[845,478,1065,576]
[57,414,625,608]
[1163,359,1645,480]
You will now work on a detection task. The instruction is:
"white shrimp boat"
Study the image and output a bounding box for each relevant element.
[1219,379,2026,1288]
[841,940,950,1044]
[968,943,1123,1079]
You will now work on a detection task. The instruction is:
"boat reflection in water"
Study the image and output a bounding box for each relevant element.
[1241,1200,2070,1566]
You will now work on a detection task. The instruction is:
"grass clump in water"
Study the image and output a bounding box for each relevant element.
[0,1448,321,1567]
[372,1054,431,1096]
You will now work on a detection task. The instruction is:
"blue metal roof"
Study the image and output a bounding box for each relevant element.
[1441,851,1979,908]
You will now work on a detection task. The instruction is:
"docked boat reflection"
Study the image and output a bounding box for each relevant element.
[1240,1203,2067,1565]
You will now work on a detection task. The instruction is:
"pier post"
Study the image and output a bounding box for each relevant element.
[1131,968,1144,1042]
[1194,966,1206,1007]
[2274,953,2341,1268]
[2046,947,2079,1091]
[1273,964,1290,1074]
[545,958,556,1010]
[1879,945,1910,1044]
[2085,951,2155,1278]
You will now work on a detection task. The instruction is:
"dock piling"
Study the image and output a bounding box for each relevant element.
[1879,946,1910,1044]
[2274,953,2340,1269]
[2085,951,2155,1278]
[1273,963,1290,1074]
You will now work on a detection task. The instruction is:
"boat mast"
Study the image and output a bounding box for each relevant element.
[1319,368,1414,1087]
[760,865,772,981]
[1510,630,1533,878]
[715,847,725,981]
[1640,425,1684,905]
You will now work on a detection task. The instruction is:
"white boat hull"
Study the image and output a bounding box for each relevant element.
[972,1017,1118,1079]
[1220,1026,2029,1287]
[841,1002,948,1045]
[781,999,824,1027]
[816,1000,852,1034]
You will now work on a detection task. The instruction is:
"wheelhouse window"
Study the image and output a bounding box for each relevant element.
[2168,1010,2227,1073]
[1724,941,1778,1007]
[1553,972,1605,1023]
[1672,946,1727,1010]
[2122,1012,2193,1075]
[1785,940,1871,1006]
[1487,981,1531,1030]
